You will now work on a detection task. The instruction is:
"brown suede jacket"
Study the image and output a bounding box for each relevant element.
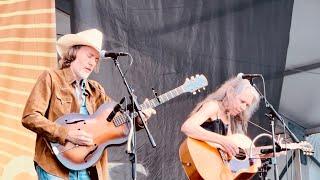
[22,67,111,179]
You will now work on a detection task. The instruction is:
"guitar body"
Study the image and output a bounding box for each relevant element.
[179,134,261,180]
[49,74,209,170]
[50,102,128,170]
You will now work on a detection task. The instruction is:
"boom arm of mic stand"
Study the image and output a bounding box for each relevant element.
[252,83,280,180]
[112,57,157,148]
[252,84,300,143]
[131,94,157,148]
[124,111,134,153]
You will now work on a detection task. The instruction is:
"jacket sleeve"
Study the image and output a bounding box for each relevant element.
[21,70,68,145]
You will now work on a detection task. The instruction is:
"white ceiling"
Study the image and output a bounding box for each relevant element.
[279,0,320,134]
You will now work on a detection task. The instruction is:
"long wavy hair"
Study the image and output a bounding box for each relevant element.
[190,75,260,134]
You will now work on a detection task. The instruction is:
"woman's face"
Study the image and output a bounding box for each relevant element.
[228,88,254,116]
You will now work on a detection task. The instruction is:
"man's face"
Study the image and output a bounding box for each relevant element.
[70,46,100,80]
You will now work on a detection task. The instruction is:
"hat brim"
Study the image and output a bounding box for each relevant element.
[56,34,101,58]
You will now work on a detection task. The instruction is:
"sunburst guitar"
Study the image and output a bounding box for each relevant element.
[50,74,208,170]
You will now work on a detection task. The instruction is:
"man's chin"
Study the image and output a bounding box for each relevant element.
[79,73,90,80]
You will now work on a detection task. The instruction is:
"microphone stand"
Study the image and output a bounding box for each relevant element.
[252,76,300,180]
[111,56,156,180]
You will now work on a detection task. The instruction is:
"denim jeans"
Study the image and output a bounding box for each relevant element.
[35,165,90,180]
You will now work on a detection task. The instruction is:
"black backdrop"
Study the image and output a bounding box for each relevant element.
[71,0,293,179]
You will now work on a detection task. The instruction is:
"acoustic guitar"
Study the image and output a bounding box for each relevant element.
[179,134,313,180]
[50,74,208,170]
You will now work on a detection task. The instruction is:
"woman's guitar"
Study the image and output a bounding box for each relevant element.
[179,134,313,180]
[50,74,208,170]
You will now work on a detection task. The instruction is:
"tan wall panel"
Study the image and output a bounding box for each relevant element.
[0,118,34,134]
[0,0,56,178]
[0,91,28,106]
[0,66,45,79]
[0,0,53,14]
[0,41,56,52]
[0,12,54,26]
[0,64,43,79]
[0,127,35,149]
[0,142,33,159]
[0,28,56,38]
[1,55,57,67]
[0,80,34,93]
[0,104,22,116]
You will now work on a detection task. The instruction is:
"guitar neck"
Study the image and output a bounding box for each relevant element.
[140,86,185,110]
[247,144,299,155]
[112,85,185,127]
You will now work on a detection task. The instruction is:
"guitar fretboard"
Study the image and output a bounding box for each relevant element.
[112,85,185,127]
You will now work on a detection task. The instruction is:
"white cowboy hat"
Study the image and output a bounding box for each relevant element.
[56,28,103,57]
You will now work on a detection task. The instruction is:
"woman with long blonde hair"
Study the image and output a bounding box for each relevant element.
[181,74,260,157]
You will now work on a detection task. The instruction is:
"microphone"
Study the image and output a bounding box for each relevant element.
[260,148,276,154]
[260,143,282,154]
[237,73,261,81]
[100,50,128,59]
[106,104,121,122]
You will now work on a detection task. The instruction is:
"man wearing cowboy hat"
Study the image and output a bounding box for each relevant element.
[22,29,155,180]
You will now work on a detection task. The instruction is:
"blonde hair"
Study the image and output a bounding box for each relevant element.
[191,75,260,134]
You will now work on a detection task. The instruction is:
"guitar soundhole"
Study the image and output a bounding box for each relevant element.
[235,148,247,160]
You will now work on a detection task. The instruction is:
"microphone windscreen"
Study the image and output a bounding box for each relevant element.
[237,73,244,79]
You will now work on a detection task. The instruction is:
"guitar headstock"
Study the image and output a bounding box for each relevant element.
[297,141,314,156]
[182,74,208,94]
[281,141,314,156]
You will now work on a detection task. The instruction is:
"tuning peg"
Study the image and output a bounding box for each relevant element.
[191,76,194,80]
[193,92,197,95]
[196,74,199,77]
[198,89,201,92]
[203,87,206,90]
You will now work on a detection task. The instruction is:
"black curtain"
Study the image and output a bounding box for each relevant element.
[71,0,293,179]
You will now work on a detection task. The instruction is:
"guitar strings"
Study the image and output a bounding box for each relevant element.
[59,144,80,153]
